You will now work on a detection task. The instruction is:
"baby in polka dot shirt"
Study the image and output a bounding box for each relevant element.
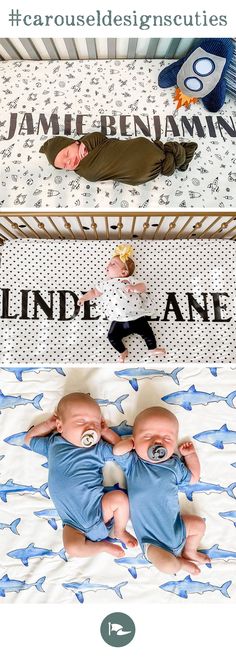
[78,245,166,362]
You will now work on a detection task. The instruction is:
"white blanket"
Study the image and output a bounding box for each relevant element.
[0,239,235,362]
[0,365,236,604]
[0,59,235,208]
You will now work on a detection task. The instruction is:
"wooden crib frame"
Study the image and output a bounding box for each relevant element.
[0,211,236,242]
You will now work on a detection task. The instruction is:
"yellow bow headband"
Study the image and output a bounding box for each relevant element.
[113,244,134,263]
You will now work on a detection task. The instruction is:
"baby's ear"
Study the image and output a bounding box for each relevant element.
[55,417,62,433]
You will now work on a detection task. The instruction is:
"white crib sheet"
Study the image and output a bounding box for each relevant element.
[0,239,235,362]
[0,59,235,208]
[0,365,236,604]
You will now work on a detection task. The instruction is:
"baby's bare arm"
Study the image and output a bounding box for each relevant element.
[113,438,134,455]
[124,282,147,294]
[24,415,57,445]
[101,420,120,445]
[179,441,200,483]
[78,288,102,305]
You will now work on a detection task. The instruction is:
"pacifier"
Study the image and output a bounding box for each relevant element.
[81,430,99,448]
[147,444,167,461]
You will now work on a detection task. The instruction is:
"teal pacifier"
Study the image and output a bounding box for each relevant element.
[147,444,167,461]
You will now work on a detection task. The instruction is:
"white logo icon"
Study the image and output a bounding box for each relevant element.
[108,622,132,636]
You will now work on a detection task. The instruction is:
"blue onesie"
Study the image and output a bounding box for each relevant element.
[113,451,191,557]
[29,433,114,541]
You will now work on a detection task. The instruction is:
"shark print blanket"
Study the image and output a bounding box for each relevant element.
[0,364,236,604]
[0,239,235,362]
[0,59,235,209]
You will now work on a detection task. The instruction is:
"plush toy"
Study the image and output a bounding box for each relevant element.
[158,38,234,112]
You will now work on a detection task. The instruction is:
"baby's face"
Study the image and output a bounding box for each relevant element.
[106,257,128,279]
[133,409,178,463]
[54,142,85,170]
[56,399,102,448]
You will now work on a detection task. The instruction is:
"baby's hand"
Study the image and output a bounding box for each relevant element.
[123,284,136,294]
[101,418,109,433]
[77,297,84,306]
[45,414,58,432]
[113,438,134,455]
[79,143,88,161]
[179,441,196,457]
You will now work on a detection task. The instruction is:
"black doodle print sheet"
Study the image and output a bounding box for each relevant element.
[0,59,235,208]
[0,240,235,362]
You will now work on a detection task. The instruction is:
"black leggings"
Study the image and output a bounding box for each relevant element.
[108,317,157,354]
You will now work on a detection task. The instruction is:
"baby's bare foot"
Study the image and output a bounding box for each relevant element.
[182,549,211,565]
[114,529,138,548]
[103,542,125,557]
[149,347,166,356]
[118,350,129,363]
[179,557,200,574]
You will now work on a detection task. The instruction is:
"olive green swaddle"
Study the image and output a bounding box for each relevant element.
[39,131,198,184]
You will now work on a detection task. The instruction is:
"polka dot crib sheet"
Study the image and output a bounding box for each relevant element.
[0,239,235,362]
[0,364,236,604]
[0,59,236,209]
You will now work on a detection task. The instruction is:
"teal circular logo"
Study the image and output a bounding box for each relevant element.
[100,612,135,647]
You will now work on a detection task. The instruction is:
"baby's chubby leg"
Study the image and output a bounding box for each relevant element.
[102,490,137,548]
[182,514,211,565]
[63,524,125,559]
[147,544,200,575]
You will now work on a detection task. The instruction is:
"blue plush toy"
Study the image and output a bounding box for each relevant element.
[158,38,234,112]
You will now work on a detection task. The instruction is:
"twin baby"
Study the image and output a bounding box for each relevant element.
[25,392,210,574]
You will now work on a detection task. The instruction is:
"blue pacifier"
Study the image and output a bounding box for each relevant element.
[81,430,99,448]
[147,444,167,461]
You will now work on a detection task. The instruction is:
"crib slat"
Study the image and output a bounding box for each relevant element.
[174,217,193,239]
[197,217,222,238]
[187,216,208,239]
[208,219,235,239]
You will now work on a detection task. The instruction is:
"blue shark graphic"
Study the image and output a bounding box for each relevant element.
[193,425,236,449]
[4,432,48,468]
[209,368,218,377]
[115,367,183,391]
[104,482,127,495]
[111,421,133,437]
[34,508,60,530]
[199,544,236,567]
[0,479,49,502]
[179,479,236,501]
[0,390,43,413]
[7,542,67,566]
[0,574,46,597]
[1,367,65,381]
[62,578,128,603]
[231,463,236,468]
[162,385,236,411]
[160,575,231,599]
[114,552,152,579]
[94,394,129,414]
[4,431,31,450]
[0,518,21,534]
[219,511,236,528]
